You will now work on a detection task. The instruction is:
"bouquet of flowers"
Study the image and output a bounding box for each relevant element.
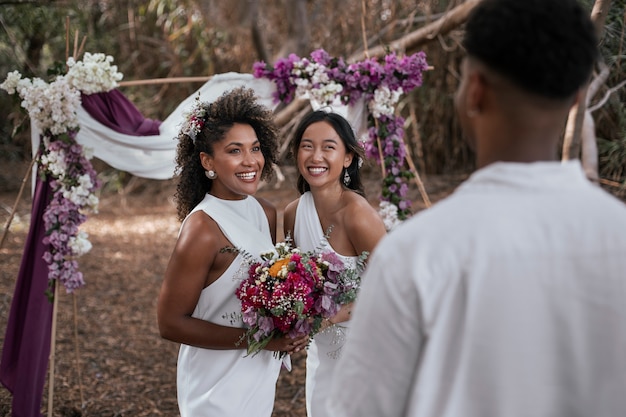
[229,238,368,357]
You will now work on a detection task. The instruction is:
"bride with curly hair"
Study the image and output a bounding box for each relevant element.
[157,87,308,417]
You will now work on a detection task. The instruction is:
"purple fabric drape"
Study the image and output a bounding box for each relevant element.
[81,89,162,136]
[0,177,53,417]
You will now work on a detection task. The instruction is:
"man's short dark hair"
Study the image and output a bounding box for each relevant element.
[462,0,598,99]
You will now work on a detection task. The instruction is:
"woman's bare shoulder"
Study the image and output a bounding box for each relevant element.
[343,193,386,246]
[177,210,222,250]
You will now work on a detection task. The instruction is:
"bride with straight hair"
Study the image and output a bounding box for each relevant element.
[283,109,387,417]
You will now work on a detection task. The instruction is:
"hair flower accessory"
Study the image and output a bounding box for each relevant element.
[181,96,208,141]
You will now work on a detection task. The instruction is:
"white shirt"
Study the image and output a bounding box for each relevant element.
[328,161,626,417]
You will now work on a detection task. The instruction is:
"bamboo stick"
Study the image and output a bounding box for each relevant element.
[0,157,36,250]
[118,76,213,87]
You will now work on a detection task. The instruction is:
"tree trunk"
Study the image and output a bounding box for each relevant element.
[276,0,310,59]
[249,0,270,63]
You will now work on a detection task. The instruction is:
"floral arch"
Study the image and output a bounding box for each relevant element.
[0,48,428,413]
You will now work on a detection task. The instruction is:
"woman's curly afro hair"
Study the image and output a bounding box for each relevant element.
[173,87,279,221]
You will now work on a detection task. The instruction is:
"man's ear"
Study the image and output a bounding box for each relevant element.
[466,70,487,115]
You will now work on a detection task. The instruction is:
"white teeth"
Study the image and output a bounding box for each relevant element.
[237,172,256,180]
[308,167,327,174]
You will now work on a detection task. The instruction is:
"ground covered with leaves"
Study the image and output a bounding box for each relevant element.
[0,160,465,416]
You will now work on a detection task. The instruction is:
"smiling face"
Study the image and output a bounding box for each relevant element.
[296,121,353,191]
[200,123,265,200]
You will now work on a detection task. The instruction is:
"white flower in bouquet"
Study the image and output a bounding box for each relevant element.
[66,52,123,95]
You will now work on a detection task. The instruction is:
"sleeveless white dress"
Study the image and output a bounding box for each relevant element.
[294,192,358,417]
[176,193,283,417]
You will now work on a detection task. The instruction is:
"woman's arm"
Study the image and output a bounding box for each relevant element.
[157,212,247,349]
[157,211,307,353]
[328,198,387,326]
[345,198,387,256]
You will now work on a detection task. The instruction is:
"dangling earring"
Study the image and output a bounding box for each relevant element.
[206,170,217,179]
[343,168,351,186]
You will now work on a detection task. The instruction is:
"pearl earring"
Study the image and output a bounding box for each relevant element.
[206,170,217,179]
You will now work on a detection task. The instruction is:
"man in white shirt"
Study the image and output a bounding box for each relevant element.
[327,0,626,416]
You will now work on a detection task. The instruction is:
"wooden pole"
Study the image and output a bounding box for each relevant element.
[73,294,85,406]
[47,15,71,416]
[47,283,60,417]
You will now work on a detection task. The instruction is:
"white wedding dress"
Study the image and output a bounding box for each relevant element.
[176,193,283,417]
[294,192,358,417]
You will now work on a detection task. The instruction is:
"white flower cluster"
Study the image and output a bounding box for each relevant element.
[39,140,68,180]
[0,70,23,95]
[39,137,100,210]
[369,86,403,118]
[62,173,100,211]
[69,230,93,256]
[378,200,403,231]
[292,61,344,106]
[1,73,81,135]
[1,52,124,135]
[66,52,123,95]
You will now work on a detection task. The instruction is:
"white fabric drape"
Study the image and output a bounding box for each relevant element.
[30,72,366,184]
[30,72,278,180]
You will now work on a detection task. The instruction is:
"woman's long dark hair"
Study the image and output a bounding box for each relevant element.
[174,87,279,221]
[290,110,365,196]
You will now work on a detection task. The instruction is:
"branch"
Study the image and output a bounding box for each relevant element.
[590,0,612,39]
[357,12,448,54]
[348,0,483,62]
[589,78,626,113]
[587,60,611,104]
[562,0,612,163]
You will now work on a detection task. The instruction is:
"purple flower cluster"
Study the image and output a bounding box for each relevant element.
[253,48,428,106]
[253,49,428,219]
[41,130,101,294]
[364,115,413,218]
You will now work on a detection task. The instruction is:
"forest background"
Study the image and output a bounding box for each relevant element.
[0,0,625,416]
